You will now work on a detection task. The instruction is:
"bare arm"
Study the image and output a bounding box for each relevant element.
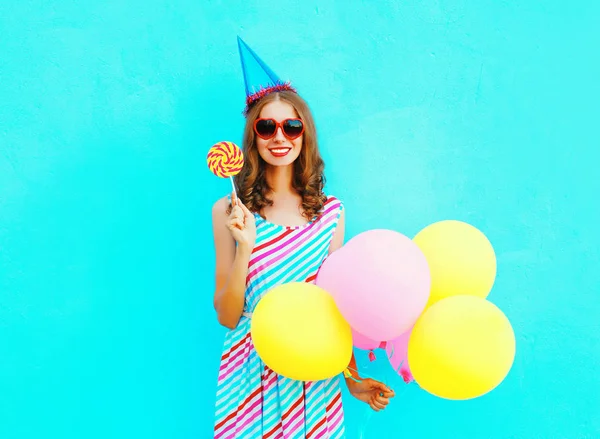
[212,197,254,329]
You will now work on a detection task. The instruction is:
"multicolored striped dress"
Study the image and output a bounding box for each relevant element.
[214,195,346,439]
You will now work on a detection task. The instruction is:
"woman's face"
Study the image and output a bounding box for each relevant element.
[255,100,303,168]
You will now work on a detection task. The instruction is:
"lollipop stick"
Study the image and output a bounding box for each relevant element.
[230,176,238,206]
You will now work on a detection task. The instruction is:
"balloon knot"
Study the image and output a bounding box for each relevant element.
[368,351,376,362]
[400,368,414,383]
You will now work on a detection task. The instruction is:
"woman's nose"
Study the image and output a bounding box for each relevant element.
[273,126,286,140]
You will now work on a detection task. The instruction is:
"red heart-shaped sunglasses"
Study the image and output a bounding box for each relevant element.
[253,118,305,140]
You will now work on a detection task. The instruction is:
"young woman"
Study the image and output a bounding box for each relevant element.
[212,90,394,438]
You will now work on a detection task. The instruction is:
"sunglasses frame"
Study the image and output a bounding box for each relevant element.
[253,118,305,140]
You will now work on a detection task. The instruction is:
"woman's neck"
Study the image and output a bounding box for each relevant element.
[265,165,296,196]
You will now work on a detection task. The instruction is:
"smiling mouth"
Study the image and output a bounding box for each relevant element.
[269,147,292,157]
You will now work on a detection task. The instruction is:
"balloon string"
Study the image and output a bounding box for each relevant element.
[346,357,393,438]
[384,344,407,376]
[344,366,389,386]
[344,358,414,386]
[346,353,417,437]
[344,344,397,383]
[357,404,374,439]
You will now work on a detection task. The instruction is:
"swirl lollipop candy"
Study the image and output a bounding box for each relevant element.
[207,141,244,204]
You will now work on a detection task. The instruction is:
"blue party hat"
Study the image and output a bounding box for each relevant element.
[237,36,296,114]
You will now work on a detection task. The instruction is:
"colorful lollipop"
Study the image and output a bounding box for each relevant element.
[207,141,244,204]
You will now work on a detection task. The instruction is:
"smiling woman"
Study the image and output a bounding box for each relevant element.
[0,1,597,438]
[210,38,394,438]
[236,91,326,224]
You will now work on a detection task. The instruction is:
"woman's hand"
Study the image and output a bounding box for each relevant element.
[346,377,395,412]
[226,193,256,250]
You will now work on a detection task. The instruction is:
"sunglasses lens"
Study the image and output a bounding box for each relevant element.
[255,119,276,138]
[283,119,304,138]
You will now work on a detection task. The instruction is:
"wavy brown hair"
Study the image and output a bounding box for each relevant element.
[231,91,327,221]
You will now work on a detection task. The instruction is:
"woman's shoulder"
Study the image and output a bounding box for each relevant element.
[211,195,232,222]
[320,195,344,221]
[212,195,230,212]
[324,194,344,210]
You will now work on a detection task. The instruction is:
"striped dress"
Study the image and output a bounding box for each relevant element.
[214,195,346,439]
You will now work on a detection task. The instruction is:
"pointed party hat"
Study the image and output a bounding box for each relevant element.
[237,36,296,114]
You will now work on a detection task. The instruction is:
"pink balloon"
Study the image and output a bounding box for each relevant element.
[316,229,430,341]
[351,329,381,350]
[385,329,414,383]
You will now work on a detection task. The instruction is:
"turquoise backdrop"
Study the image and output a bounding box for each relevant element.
[1,1,598,438]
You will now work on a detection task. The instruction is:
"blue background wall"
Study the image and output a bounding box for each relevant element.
[1,1,598,438]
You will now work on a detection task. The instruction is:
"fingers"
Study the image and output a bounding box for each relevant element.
[381,389,395,398]
[366,380,394,411]
[369,393,391,412]
[372,397,388,411]
[238,202,253,219]
[372,381,394,398]
[228,193,252,219]
[228,217,244,230]
[228,205,244,230]
[369,402,381,412]
[364,379,391,392]
[375,394,390,407]
[230,205,243,220]
[369,396,386,411]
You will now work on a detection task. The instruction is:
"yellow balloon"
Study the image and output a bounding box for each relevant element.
[413,220,496,306]
[408,295,515,400]
[251,282,352,381]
